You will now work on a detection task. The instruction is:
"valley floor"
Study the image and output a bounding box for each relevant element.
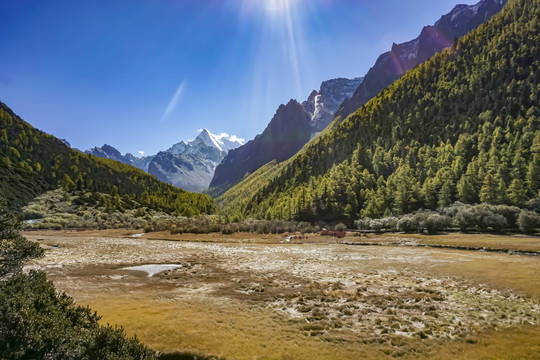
[24,231,540,359]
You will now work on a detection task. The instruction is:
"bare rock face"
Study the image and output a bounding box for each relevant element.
[303,77,364,135]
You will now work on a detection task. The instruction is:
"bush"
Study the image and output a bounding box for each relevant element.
[221,225,234,235]
[369,219,384,232]
[355,218,372,230]
[528,199,540,214]
[425,214,445,234]
[0,271,156,360]
[518,210,539,234]
[454,207,477,231]
[483,213,507,232]
[491,205,521,228]
[0,198,155,359]
[335,223,347,232]
[380,217,398,232]
[397,216,416,232]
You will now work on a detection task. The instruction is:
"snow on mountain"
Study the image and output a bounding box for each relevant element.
[166,141,188,155]
[167,129,245,156]
[193,129,224,151]
[146,129,244,192]
[86,129,244,192]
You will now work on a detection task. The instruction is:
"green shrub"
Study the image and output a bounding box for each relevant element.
[518,210,539,234]
[397,216,416,232]
[0,271,156,360]
[425,214,445,234]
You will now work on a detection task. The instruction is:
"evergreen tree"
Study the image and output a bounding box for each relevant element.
[507,179,528,206]
[479,174,498,204]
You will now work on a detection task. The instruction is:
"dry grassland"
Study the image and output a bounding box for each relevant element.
[24,231,540,359]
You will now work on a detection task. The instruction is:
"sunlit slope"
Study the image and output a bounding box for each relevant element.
[225,0,540,222]
[0,102,215,215]
[216,122,335,217]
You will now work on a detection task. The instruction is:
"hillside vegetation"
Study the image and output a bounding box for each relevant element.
[0,102,215,215]
[224,0,540,224]
[0,198,156,359]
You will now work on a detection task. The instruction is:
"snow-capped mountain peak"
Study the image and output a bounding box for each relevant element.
[194,128,225,151]
[192,129,245,153]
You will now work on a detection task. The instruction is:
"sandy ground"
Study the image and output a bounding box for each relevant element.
[24,231,540,359]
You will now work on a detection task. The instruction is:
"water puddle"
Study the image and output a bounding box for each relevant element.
[123,264,182,276]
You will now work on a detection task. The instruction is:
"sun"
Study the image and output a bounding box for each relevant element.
[241,0,297,17]
[264,0,292,13]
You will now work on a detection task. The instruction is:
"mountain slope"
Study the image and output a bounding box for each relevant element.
[147,129,243,192]
[335,0,507,121]
[209,99,311,195]
[210,0,506,198]
[0,102,215,215]
[209,77,362,197]
[216,0,509,211]
[224,0,539,222]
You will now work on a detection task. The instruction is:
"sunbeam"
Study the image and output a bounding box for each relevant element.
[240,0,308,117]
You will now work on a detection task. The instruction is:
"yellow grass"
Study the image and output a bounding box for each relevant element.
[25,231,540,359]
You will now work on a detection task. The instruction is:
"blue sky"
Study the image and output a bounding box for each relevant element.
[0,0,476,156]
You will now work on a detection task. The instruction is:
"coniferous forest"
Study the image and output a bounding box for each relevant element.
[223,0,540,225]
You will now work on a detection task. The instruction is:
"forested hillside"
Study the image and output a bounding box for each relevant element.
[0,102,215,215]
[227,0,540,223]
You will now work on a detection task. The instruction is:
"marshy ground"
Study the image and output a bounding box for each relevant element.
[24,230,540,359]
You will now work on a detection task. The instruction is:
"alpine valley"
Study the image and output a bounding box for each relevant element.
[2,0,540,359]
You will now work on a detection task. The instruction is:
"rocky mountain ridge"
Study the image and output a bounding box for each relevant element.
[335,0,508,121]
[85,129,244,192]
[208,77,363,196]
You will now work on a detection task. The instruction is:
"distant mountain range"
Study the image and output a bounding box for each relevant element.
[85,129,244,192]
[208,0,507,197]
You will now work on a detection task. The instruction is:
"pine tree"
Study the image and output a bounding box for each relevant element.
[507,179,528,206]
[526,155,540,194]
[438,180,454,207]
[479,174,498,204]
[61,174,76,192]
[457,174,477,203]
